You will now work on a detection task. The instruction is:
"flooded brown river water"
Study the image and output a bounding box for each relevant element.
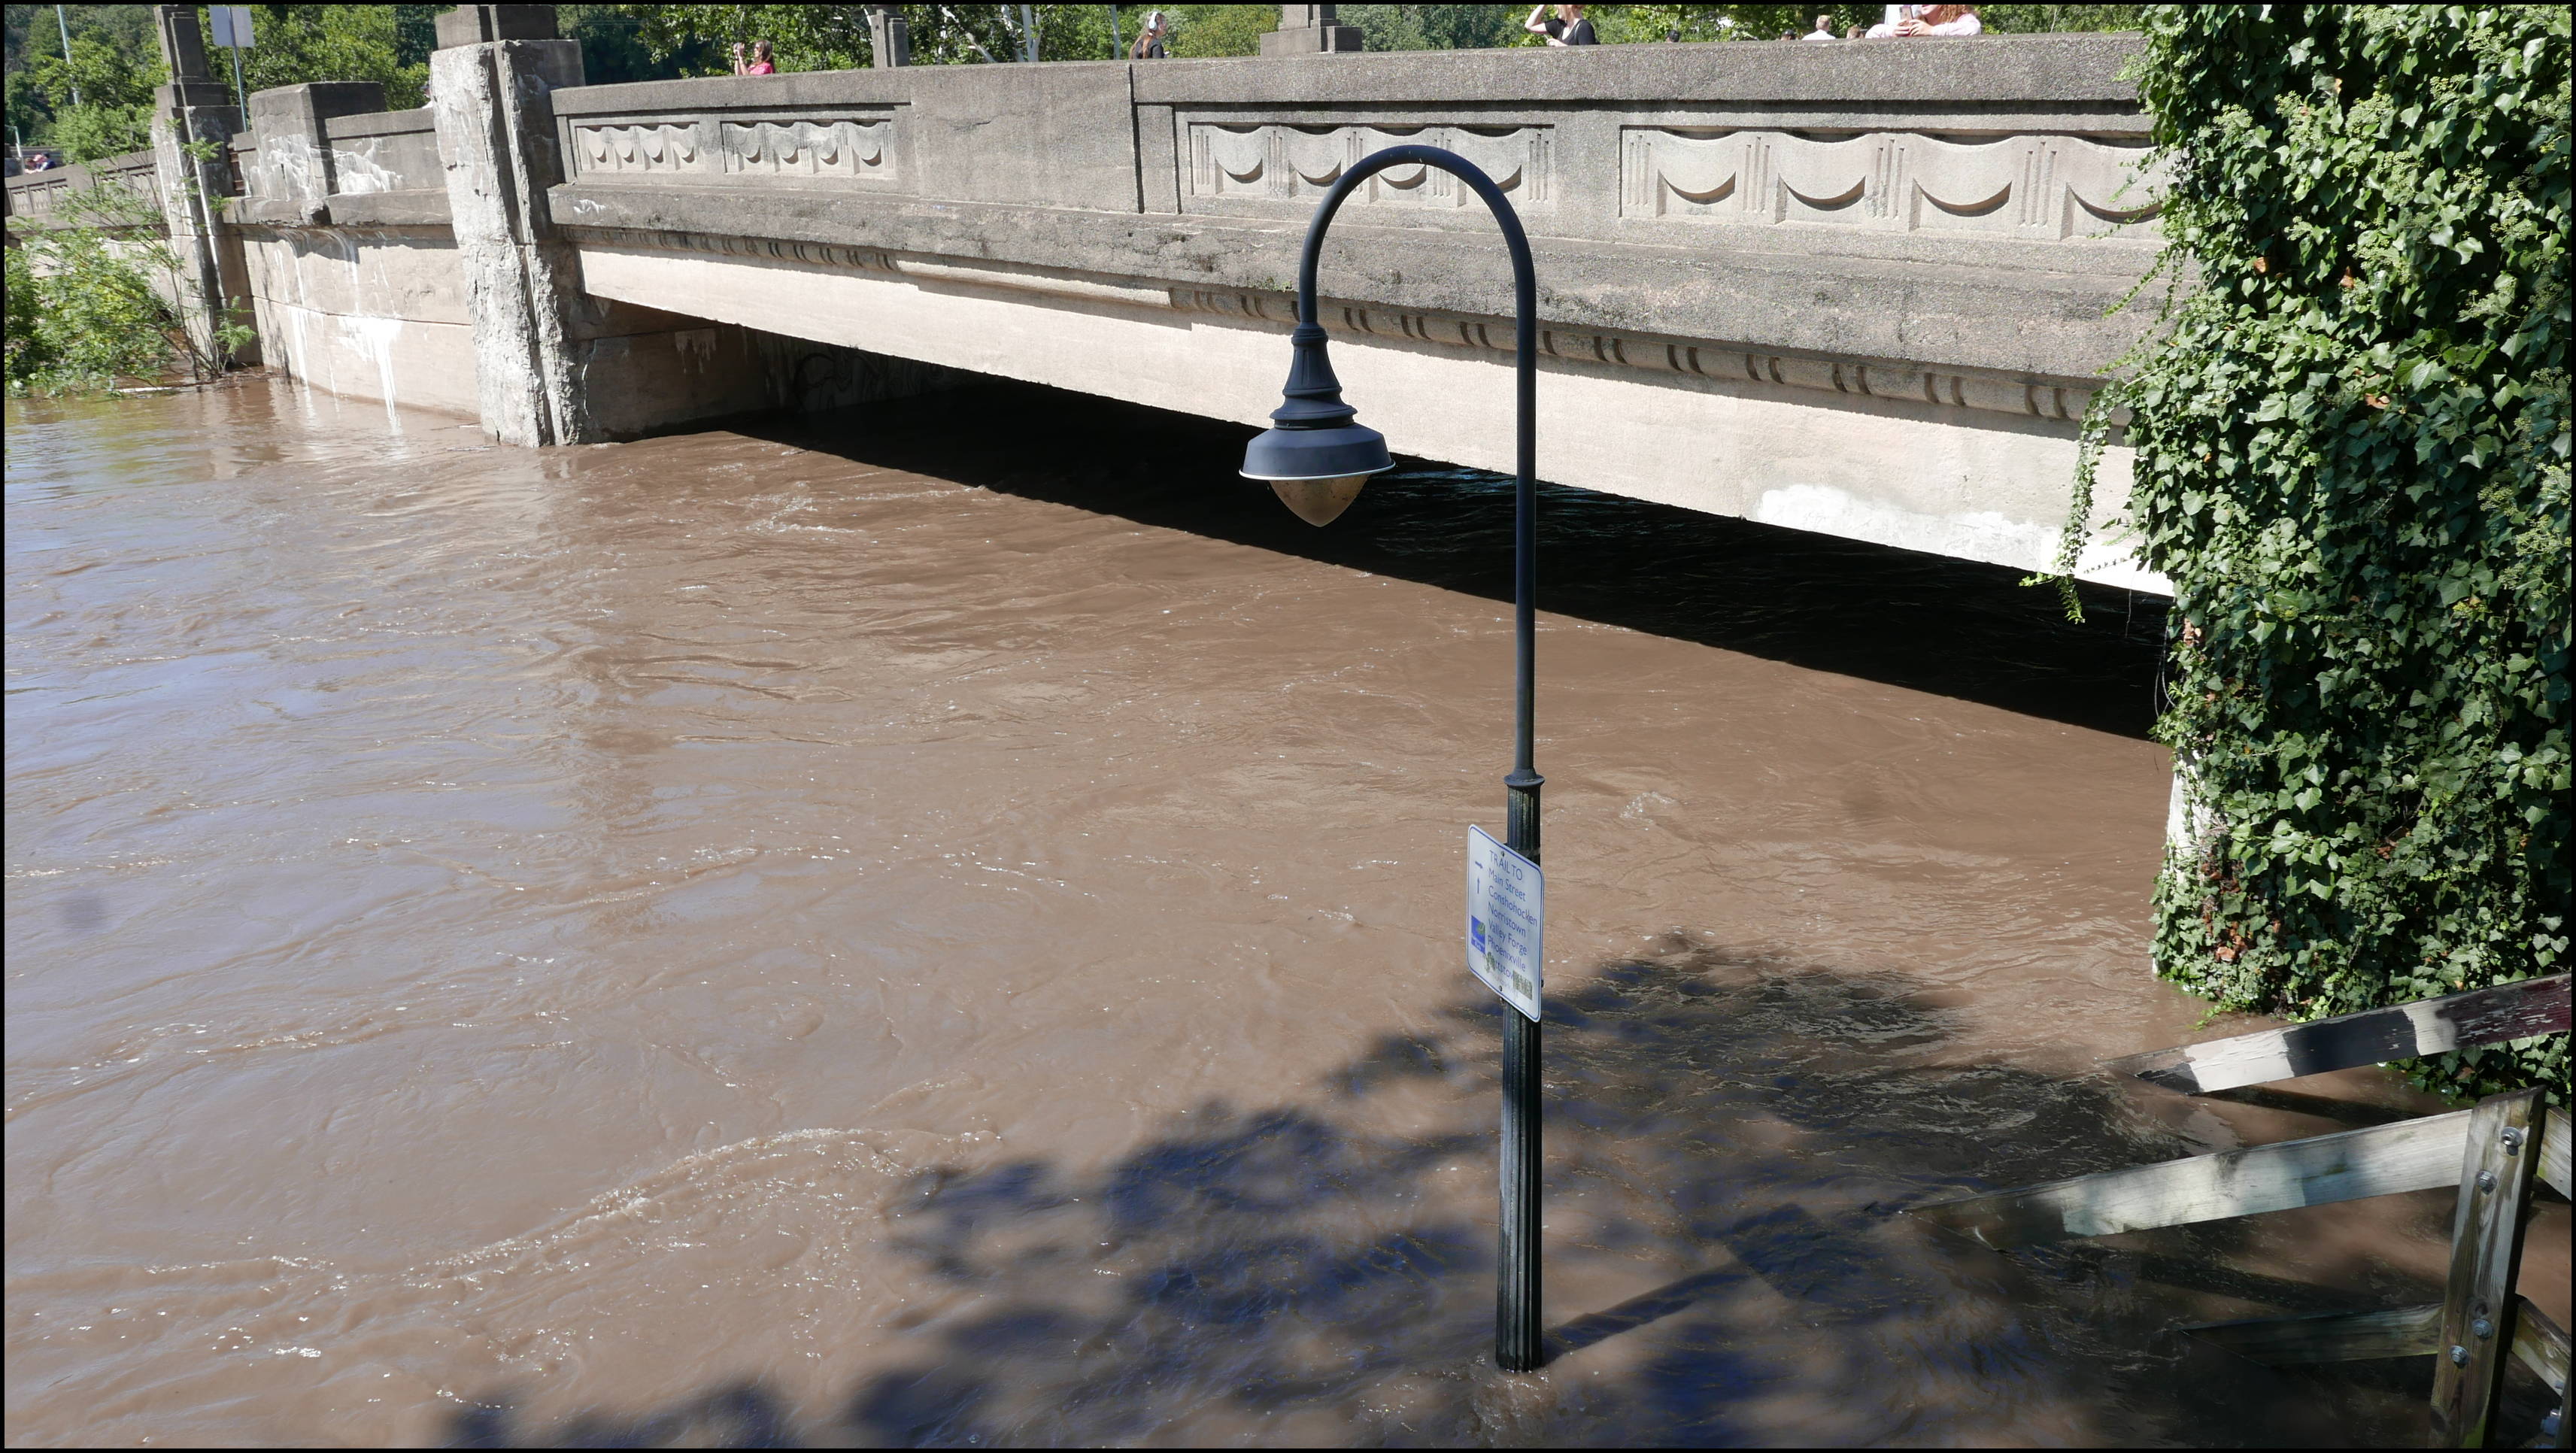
[7,378,2561,1446]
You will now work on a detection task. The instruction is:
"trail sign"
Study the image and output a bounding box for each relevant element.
[208,6,255,48]
[1466,824,1543,1021]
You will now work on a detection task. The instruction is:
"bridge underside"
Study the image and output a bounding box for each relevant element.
[569,238,2156,593]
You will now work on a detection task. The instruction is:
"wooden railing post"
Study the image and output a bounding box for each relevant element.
[2431,1088,2544,1448]
[1914,976,2568,1448]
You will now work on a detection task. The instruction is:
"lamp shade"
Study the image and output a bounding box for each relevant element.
[1239,420,1391,484]
[1239,323,1392,526]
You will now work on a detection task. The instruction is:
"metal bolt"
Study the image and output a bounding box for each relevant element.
[2449,1344,2471,1367]
[2471,1317,2495,1340]
[2477,1169,2499,1194]
[2500,1127,2524,1154]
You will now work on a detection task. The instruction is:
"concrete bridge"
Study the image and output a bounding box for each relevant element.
[8,6,2168,592]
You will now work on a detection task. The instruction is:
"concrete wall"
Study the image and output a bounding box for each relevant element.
[238,226,479,415]
[231,99,474,417]
[227,83,965,432]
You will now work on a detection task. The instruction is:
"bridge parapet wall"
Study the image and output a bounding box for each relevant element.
[4,148,166,228]
[226,89,473,417]
[236,85,456,227]
[549,35,2161,418]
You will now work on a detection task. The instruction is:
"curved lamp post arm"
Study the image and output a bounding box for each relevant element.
[1290,146,1540,789]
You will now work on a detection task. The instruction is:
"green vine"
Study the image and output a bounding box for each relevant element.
[2028,381,2123,622]
[2116,5,2569,1103]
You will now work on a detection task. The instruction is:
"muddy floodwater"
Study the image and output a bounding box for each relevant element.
[7,378,2559,1447]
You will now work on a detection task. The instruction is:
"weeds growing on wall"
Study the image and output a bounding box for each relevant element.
[2115,5,2569,1101]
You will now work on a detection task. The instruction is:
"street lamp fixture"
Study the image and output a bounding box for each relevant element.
[1236,320,1391,525]
[1241,144,1548,1374]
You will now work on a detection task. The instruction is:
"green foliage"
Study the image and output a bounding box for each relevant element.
[606,5,1176,71]
[44,100,153,159]
[1592,3,2143,42]
[1164,4,1273,58]
[1595,5,1874,43]
[560,3,718,83]
[5,3,156,144]
[2119,5,2570,1102]
[1980,4,2147,33]
[6,5,435,137]
[497,0,2162,74]
[226,5,432,111]
[614,3,871,71]
[1339,5,1522,51]
[20,26,161,159]
[4,241,46,379]
[27,30,160,110]
[5,183,190,391]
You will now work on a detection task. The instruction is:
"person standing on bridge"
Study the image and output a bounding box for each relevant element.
[1130,11,1170,59]
[1525,3,1596,47]
[730,39,777,75]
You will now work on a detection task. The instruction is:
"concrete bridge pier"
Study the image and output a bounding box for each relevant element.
[426,8,951,445]
[428,21,596,444]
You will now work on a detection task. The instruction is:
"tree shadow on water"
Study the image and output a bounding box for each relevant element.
[448,944,2438,1448]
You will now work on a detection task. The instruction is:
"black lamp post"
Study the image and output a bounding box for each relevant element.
[1240,144,1546,1375]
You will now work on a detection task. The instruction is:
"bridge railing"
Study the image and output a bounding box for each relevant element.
[4,147,166,229]
[546,35,2163,420]
[1142,41,2162,245]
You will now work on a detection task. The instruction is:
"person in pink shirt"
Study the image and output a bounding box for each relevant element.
[731,39,777,75]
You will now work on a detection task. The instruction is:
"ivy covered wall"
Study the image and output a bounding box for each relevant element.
[2122,5,2568,1100]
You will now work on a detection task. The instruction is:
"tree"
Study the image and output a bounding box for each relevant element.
[1164,3,1271,56]
[24,32,162,160]
[1980,5,2149,33]
[3,6,447,150]
[5,156,247,390]
[560,3,721,84]
[606,5,1153,72]
[226,5,435,111]
[1338,5,1521,51]
[5,3,156,147]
